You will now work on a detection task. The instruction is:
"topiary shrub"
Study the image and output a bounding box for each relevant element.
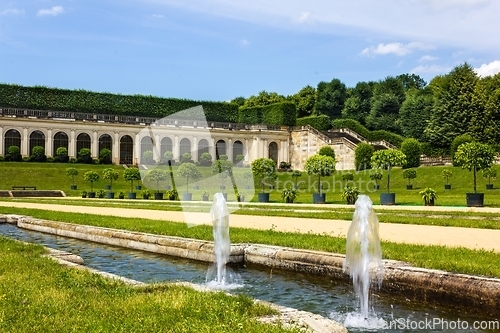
[99,148,112,164]
[199,152,212,167]
[368,130,405,148]
[400,138,422,168]
[318,146,335,159]
[296,115,332,131]
[78,148,92,164]
[451,134,474,166]
[332,119,371,138]
[354,143,374,170]
[31,146,46,162]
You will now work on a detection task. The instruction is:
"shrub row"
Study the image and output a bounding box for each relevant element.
[0,84,239,122]
[296,115,331,131]
[238,102,296,126]
[332,119,405,147]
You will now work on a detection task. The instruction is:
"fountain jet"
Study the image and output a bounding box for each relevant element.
[208,192,231,286]
[343,195,384,318]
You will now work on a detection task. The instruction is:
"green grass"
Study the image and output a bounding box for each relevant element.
[2,207,499,278]
[2,162,500,206]
[0,237,298,333]
[4,197,500,230]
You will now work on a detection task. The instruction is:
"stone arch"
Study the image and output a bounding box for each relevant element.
[179,138,191,159]
[269,141,278,164]
[141,136,154,164]
[4,129,21,155]
[160,137,173,160]
[53,131,69,154]
[216,139,226,160]
[197,139,210,161]
[232,140,244,164]
[119,135,133,165]
[29,130,45,156]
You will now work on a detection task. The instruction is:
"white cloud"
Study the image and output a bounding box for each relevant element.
[37,6,64,17]
[0,8,24,16]
[419,55,438,62]
[475,60,500,77]
[294,11,311,24]
[411,64,452,75]
[361,42,434,57]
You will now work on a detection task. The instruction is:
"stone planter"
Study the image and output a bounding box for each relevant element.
[128,192,136,199]
[70,185,77,190]
[258,193,270,203]
[154,192,163,200]
[88,192,96,199]
[182,193,192,201]
[380,193,396,205]
[466,193,484,207]
[106,192,115,199]
[444,184,452,190]
[486,184,494,190]
[312,193,326,204]
[406,184,413,190]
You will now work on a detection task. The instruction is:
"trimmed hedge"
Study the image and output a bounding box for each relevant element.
[369,130,405,148]
[239,102,296,126]
[332,119,371,138]
[0,84,239,122]
[296,115,331,131]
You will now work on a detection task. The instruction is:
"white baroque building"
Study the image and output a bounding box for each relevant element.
[0,108,394,170]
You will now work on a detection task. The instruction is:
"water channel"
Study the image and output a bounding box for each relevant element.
[0,223,496,332]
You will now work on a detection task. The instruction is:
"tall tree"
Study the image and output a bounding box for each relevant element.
[424,63,479,148]
[341,81,374,124]
[396,73,427,91]
[291,85,316,118]
[399,88,433,141]
[366,93,401,133]
[314,78,347,119]
[469,73,500,144]
[241,91,285,109]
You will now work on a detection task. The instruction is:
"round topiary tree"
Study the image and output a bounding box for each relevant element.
[146,169,167,193]
[56,146,69,163]
[402,168,417,189]
[318,146,335,159]
[199,152,212,166]
[304,154,336,203]
[291,170,302,189]
[66,167,79,189]
[83,171,99,194]
[99,148,112,164]
[212,158,234,190]
[369,168,383,190]
[103,168,119,191]
[163,151,174,162]
[177,163,202,195]
[124,167,142,194]
[79,148,92,164]
[31,146,46,162]
[401,138,422,168]
[371,149,406,194]
[455,142,496,194]
[442,169,453,189]
[7,146,21,161]
[354,143,374,171]
[251,158,277,196]
[142,150,154,165]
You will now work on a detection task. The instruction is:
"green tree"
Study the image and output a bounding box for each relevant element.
[241,90,285,109]
[78,148,92,164]
[56,147,69,163]
[314,78,347,119]
[99,148,112,164]
[251,158,277,193]
[199,152,212,166]
[371,149,406,193]
[354,143,374,170]
[146,169,167,193]
[123,167,142,193]
[454,142,496,193]
[212,158,234,189]
[318,146,335,159]
[400,138,422,168]
[304,155,336,194]
[31,146,45,162]
[83,171,99,193]
[450,134,474,166]
[425,63,479,148]
[290,85,316,118]
[469,73,500,144]
[103,168,119,190]
[366,93,401,133]
[396,73,427,91]
[399,89,433,141]
[66,167,78,186]
[177,163,202,194]
[341,81,374,124]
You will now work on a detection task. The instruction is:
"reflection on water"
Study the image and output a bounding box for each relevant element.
[0,223,495,333]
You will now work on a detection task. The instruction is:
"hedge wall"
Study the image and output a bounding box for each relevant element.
[239,102,296,126]
[0,84,239,122]
[368,130,405,148]
[331,119,371,139]
[296,115,331,131]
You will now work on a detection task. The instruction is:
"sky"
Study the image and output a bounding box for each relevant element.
[1,0,500,102]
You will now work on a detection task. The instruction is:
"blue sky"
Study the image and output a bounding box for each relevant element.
[1,0,500,102]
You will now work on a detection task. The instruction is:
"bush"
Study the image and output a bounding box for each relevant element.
[239,102,297,126]
[56,147,69,163]
[31,146,46,162]
[421,143,449,157]
[199,152,212,166]
[99,148,112,164]
[368,130,405,148]
[296,115,332,131]
[400,138,422,168]
[7,146,22,162]
[354,143,374,170]
[318,146,335,159]
[332,119,371,138]
[78,148,92,164]
[451,134,474,166]
[180,153,193,164]
[402,168,417,185]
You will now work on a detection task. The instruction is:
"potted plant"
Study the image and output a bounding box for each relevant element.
[369,169,383,190]
[402,169,417,190]
[124,167,142,199]
[341,172,354,186]
[454,142,496,207]
[212,158,234,192]
[83,171,100,198]
[419,187,437,206]
[146,169,167,200]
[141,189,151,200]
[96,189,106,199]
[177,163,202,201]
[281,186,297,203]
[251,158,277,203]
[304,154,336,204]
[118,191,125,199]
[81,190,87,198]
[291,170,302,189]
[482,167,497,190]
[442,169,453,190]
[66,167,79,190]
[166,189,178,201]
[341,185,359,205]
[202,191,209,201]
[371,149,407,205]
[103,168,119,198]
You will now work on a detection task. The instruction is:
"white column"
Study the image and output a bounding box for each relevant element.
[92,130,98,158]
[227,138,233,163]
[113,131,120,164]
[244,138,250,163]
[263,139,268,159]
[22,127,29,156]
[153,134,161,162]
[46,128,53,157]
[134,132,140,165]
[69,129,76,158]
[0,126,4,156]
[193,136,198,162]
[210,138,216,161]
[173,135,180,161]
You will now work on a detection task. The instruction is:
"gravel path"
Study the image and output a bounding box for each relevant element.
[1,201,499,252]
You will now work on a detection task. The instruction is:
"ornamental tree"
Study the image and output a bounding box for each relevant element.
[103,168,119,190]
[66,167,78,186]
[251,158,277,193]
[177,163,202,194]
[454,142,496,193]
[123,167,142,193]
[146,169,167,193]
[304,154,336,194]
[371,149,406,193]
[83,171,99,193]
